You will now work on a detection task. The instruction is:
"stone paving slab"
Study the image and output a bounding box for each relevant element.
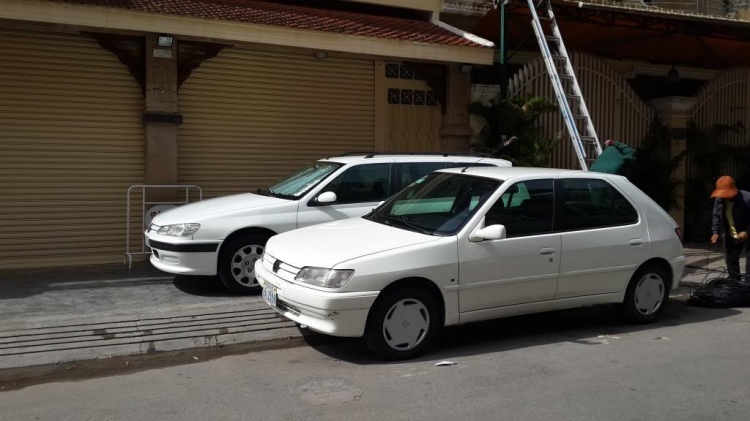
[682,243,746,286]
[0,302,299,369]
[0,262,300,369]
[0,244,743,369]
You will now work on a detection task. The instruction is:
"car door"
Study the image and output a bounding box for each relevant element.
[458,179,561,313]
[297,162,392,228]
[556,177,647,298]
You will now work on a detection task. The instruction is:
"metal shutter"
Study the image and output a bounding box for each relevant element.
[0,28,144,270]
[178,47,375,198]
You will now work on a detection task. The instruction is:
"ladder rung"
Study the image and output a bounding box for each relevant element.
[573,115,588,120]
[551,55,566,61]
[545,36,560,43]
[558,74,574,80]
[539,16,553,21]
[566,94,580,100]
[580,136,597,141]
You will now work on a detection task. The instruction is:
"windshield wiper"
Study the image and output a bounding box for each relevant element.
[380,214,433,235]
[256,188,295,200]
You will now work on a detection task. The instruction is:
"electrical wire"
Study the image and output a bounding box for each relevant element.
[688,245,750,308]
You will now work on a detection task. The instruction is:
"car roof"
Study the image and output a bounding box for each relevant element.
[437,166,613,181]
[319,154,511,166]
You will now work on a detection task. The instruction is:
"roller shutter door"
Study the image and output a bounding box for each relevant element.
[178,47,375,198]
[0,28,145,270]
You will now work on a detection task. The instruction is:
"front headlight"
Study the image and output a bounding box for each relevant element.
[295,267,354,288]
[157,223,201,237]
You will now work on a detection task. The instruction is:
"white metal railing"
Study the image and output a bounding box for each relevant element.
[125,184,203,268]
[623,0,741,17]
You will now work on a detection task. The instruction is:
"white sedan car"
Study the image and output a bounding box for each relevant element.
[145,153,510,294]
[257,167,686,360]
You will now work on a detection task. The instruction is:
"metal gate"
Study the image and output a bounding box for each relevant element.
[509,51,655,169]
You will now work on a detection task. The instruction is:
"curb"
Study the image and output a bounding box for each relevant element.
[0,300,301,369]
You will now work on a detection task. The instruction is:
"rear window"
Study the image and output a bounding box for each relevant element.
[560,178,639,231]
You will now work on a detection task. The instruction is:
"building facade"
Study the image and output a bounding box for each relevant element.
[444,0,750,238]
[0,0,493,270]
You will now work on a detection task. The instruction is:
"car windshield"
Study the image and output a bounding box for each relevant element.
[263,162,343,199]
[368,172,501,236]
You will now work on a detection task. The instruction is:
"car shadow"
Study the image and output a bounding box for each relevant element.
[171,275,249,298]
[302,298,741,365]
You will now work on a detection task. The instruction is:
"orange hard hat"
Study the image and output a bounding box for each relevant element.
[711,176,739,199]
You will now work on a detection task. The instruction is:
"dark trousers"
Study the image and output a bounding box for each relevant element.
[725,239,750,280]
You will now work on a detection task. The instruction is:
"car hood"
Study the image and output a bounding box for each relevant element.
[152,193,290,225]
[267,217,440,268]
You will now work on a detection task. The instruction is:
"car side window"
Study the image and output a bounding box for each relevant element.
[396,162,446,190]
[485,179,554,238]
[322,163,391,204]
[561,178,639,230]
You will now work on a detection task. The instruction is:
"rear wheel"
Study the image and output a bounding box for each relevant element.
[621,263,669,324]
[218,233,269,295]
[364,286,440,361]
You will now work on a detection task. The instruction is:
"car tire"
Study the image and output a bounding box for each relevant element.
[621,263,670,324]
[218,233,269,295]
[364,286,440,361]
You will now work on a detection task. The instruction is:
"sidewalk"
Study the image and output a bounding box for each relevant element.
[682,242,745,286]
[0,263,299,369]
[0,243,743,370]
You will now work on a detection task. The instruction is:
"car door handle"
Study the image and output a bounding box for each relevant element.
[540,247,556,256]
[629,239,644,246]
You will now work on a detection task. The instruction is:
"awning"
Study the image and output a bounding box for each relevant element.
[0,0,494,64]
[473,0,750,68]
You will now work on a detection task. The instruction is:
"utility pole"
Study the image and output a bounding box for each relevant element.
[495,0,509,100]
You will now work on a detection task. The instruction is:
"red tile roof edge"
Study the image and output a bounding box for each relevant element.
[47,0,493,48]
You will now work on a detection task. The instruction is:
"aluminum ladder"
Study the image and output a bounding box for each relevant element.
[526,0,602,170]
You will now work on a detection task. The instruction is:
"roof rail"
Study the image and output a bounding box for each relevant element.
[334,151,492,159]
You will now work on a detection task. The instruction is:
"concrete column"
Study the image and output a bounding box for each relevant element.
[737,2,749,21]
[439,64,473,152]
[144,34,180,201]
[649,96,697,229]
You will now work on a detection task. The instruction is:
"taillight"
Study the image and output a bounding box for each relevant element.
[675,227,683,244]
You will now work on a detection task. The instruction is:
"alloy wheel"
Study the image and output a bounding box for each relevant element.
[230,245,264,286]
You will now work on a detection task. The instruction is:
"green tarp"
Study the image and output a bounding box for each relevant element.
[590,141,636,176]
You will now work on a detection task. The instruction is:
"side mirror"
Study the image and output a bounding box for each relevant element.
[470,224,507,242]
[316,191,337,204]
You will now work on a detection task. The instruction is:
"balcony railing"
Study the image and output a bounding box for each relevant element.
[626,0,742,17]
[442,0,744,18]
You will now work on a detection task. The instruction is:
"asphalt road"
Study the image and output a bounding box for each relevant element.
[1,296,748,421]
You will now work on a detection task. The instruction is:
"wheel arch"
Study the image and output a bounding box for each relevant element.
[368,277,446,327]
[217,226,277,262]
[634,257,673,288]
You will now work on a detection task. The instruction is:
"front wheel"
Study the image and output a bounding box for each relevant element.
[364,286,440,361]
[218,233,269,295]
[621,263,670,324]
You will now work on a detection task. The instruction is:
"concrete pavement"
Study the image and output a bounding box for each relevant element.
[0,242,742,369]
[0,263,296,369]
[0,297,746,421]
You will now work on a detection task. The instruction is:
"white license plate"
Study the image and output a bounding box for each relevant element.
[263,284,277,307]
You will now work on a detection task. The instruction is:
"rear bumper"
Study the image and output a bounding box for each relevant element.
[255,261,379,337]
[145,233,221,276]
[669,255,686,290]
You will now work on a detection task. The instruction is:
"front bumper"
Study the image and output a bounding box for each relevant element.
[670,255,687,290]
[145,232,221,276]
[255,261,379,337]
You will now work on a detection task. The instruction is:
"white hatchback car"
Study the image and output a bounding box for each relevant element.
[257,167,686,360]
[145,153,511,294]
